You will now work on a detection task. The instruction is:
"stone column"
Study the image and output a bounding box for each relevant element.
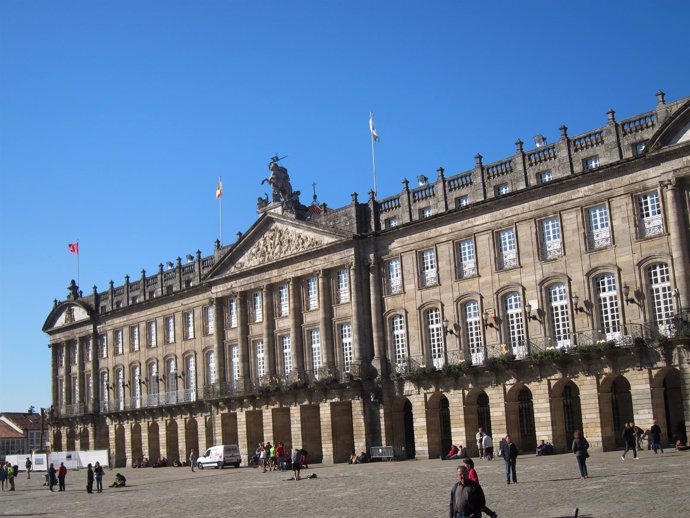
[51,343,59,407]
[665,180,689,309]
[448,390,466,453]
[351,399,367,453]
[368,256,386,377]
[64,341,73,405]
[236,410,249,464]
[318,271,334,371]
[262,285,276,376]
[197,414,208,451]
[350,261,363,363]
[319,401,334,464]
[177,416,187,464]
[158,418,167,461]
[77,338,85,410]
[107,418,117,467]
[289,278,305,378]
[213,296,226,385]
[237,291,250,391]
[140,419,149,460]
[289,405,303,453]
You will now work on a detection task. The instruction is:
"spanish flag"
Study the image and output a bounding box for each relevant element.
[215,177,223,199]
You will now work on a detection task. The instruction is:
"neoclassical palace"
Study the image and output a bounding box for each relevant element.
[43,91,690,467]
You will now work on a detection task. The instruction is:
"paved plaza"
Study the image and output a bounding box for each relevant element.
[1,449,688,517]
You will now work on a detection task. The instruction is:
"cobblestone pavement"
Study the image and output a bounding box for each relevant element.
[2,449,688,517]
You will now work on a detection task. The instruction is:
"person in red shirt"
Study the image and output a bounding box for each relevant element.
[275,442,286,470]
[57,462,67,492]
[462,458,498,518]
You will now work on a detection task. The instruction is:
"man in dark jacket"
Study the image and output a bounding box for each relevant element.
[649,420,663,454]
[621,422,638,460]
[449,465,486,518]
[499,434,519,484]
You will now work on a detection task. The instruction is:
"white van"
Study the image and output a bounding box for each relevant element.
[197,444,242,469]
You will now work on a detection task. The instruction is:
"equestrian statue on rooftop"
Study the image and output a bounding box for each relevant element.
[260,155,300,212]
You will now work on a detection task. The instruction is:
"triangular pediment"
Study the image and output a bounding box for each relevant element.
[209,214,350,277]
[43,301,93,332]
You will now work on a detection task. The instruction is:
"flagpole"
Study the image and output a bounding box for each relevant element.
[370,112,378,198]
[76,239,80,287]
[218,177,223,245]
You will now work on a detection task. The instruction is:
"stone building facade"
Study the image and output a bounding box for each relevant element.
[43,92,690,467]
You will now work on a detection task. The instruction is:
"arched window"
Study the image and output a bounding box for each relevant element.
[425,308,445,368]
[205,351,217,386]
[131,364,141,408]
[504,292,526,358]
[166,358,177,399]
[185,355,196,401]
[115,367,125,410]
[391,314,408,371]
[595,274,621,341]
[647,263,674,336]
[463,301,484,365]
[100,371,109,406]
[477,392,492,436]
[147,362,159,406]
[548,283,571,348]
[518,388,535,436]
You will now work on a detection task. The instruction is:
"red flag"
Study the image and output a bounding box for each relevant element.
[215,177,223,199]
[68,242,79,255]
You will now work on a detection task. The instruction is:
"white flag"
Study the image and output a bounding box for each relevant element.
[369,112,380,142]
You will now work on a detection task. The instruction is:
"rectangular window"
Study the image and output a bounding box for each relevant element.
[255,340,265,379]
[281,335,292,375]
[252,292,263,323]
[310,329,322,374]
[419,248,438,287]
[183,311,194,339]
[596,274,622,341]
[537,170,553,184]
[427,308,445,369]
[648,264,674,336]
[464,301,484,365]
[540,216,563,260]
[100,335,108,359]
[306,276,318,310]
[495,183,510,196]
[203,305,214,335]
[391,315,407,370]
[340,323,353,372]
[71,341,78,365]
[114,329,123,355]
[549,284,571,348]
[497,228,518,270]
[637,191,663,238]
[586,204,611,250]
[419,206,432,219]
[147,320,157,348]
[206,351,217,385]
[231,345,240,383]
[386,258,403,295]
[336,268,350,303]
[228,297,238,328]
[85,336,92,362]
[456,195,469,208]
[504,292,527,358]
[457,238,477,278]
[164,316,175,344]
[130,325,140,351]
[385,217,398,229]
[278,284,289,316]
[85,373,93,404]
[584,155,600,170]
[633,141,646,156]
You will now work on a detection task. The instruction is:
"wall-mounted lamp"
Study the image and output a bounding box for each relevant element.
[124,382,130,388]
[622,284,638,306]
[672,288,680,307]
[139,379,146,386]
[443,318,461,336]
[572,294,587,313]
[176,372,185,380]
[482,309,495,329]
[525,302,540,322]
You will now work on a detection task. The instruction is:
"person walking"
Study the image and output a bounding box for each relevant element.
[86,463,94,493]
[572,430,590,479]
[189,449,198,472]
[291,448,302,481]
[476,428,485,460]
[7,463,15,491]
[57,461,67,491]
[498,434,519,484]
[621,422,638,460]
[649,420,664,454]
[94,461,104,493]
[25,457,32,479]
[462,458,498,518]
[449,465,486,518]
[0,462,6,491]
[48,463,57,492]
[482,433,494,461]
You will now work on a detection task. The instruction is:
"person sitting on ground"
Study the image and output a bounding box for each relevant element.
[356,451,370,463]
[536,440,549,456]
[109,473,126,488]
[348,450,358,464]
[676,440,690,451]
[445,444,459,460]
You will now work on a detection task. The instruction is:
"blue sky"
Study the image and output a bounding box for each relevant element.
[1,0,689,412]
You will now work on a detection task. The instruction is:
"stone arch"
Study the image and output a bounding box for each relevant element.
[425,392,452,460]
[66,427,76,451]
[506,384,536,452]
[390,396,415,459]
[148,421,160,462]
[651,367,687,445]
[549,378,583,452]
[53,429,63,452]
[599,374,633,450]
[114,424,126,467]
[464,388,492,456]
[185,418,199,462]
[79,427,90,451]
[166,419,179,463]
[131,423,143,466]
